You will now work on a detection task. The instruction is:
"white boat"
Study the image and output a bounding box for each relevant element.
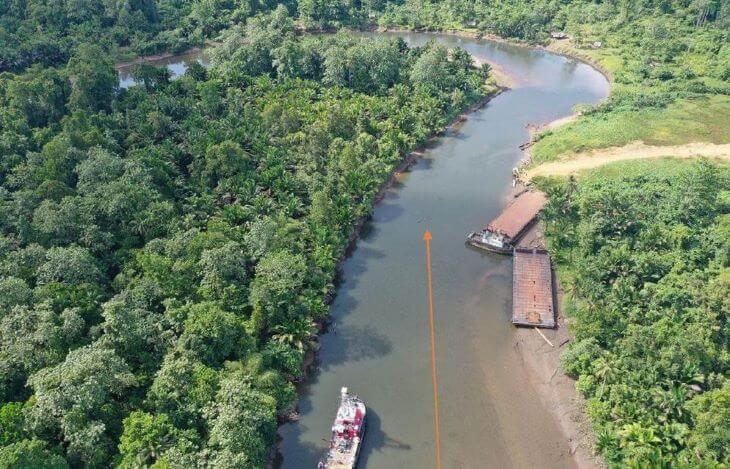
[318,387,367,469]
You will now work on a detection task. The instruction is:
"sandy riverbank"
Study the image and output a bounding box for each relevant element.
[513,312,600,468]
[503,214,601,469]
[513,223,600,467]
[366,25,607,467]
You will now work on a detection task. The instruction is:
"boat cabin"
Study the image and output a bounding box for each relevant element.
[467,191,547,254]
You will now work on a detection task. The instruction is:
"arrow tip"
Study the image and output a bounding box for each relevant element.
[423,230,432,241]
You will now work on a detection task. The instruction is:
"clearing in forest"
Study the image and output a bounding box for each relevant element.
[526,141,730,179]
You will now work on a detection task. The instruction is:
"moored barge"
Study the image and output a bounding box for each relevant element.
[466,190,547,254]
[512,247,556,328]
[318,387,367,469]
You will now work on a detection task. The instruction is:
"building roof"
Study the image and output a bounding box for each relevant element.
[486,191,547,241]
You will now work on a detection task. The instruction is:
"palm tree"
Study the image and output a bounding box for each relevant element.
[271,317,317,352]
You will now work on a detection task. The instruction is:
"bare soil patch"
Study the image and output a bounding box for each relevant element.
[527,141,730,179]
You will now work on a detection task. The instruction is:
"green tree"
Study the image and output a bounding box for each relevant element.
[7,65,70,128]
[196,140,252,190]
[686,382,730,462]
[0,439,69,469]
[249,250,307,331]
[0,304,84,401]
[131,64,171,91]
[67,44,117,113]
[0,277,32,318]
[147,352,219,430]
[205,377,278,468]
[118,411,197,468]
[0,402,27,446]
[26,343,136,467]
[36,246,102,285]
[410,42,453,91]
[178,302,253,366]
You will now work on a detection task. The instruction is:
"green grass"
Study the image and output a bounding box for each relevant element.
[579,156,727,181]
[549,42,622,78]
[532,95,730,164]
[533,155,729,194]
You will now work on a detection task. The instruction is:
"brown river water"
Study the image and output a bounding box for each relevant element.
[119,31,609,469]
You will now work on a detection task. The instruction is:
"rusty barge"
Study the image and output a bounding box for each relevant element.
[512,248,556,328]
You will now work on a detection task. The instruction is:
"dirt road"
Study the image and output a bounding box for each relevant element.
[527,141,730,179]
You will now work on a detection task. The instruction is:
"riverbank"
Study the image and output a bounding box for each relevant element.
[283,79,505,425]
[502,202,600,468]
[362,26,607,468]
[513,223,600,468]
[368,25,612,84]
[321,86,506,331]
[115,46,205,70]
[514,309,600,468]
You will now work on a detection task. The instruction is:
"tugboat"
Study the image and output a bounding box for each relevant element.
[466,190,547,255]
[318,387,367,469]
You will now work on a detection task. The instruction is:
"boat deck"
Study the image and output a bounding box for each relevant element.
[512,248,555,328]
[323,439,361,469]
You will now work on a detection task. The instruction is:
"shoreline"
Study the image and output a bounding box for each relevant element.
[275,86,506,457]
[337,88,506,265]
[513,308,600,468]
[511,220,600,467]
[115,47,204,70]
[367,25,612,84]
[503,212,600,469]
[370,23,611,467]
[116,28,606,468]
[367,25,614,174]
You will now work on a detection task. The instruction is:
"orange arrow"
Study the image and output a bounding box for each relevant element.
[423,230,442,469]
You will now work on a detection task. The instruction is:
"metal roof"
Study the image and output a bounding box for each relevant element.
[486,191,547,240]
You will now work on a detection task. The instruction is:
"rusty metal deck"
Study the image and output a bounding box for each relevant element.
[512,248,555,328]
[486,191,547,242]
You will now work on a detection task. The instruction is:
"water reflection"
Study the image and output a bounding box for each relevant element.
[117,50,211,88]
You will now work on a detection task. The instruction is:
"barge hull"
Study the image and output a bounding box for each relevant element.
[512,248,556,328]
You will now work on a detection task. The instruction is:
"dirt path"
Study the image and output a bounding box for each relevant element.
[527,141,730,179]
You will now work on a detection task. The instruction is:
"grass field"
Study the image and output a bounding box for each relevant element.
[576,156,728,181]
[531,95,730,164]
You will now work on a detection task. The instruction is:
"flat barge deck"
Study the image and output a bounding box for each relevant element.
[512,248,555,328]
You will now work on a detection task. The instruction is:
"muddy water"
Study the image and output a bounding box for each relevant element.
[119,32,608,469]
[277,32,607,469]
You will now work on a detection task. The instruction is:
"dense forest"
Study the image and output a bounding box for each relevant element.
[1,0,728,467]
[0,6,491,467]
[541,160,729,466]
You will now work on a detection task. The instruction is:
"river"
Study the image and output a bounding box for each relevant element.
[119,31,609,469]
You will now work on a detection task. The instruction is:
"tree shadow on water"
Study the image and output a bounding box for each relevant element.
[273,430,323,469]
[372,200,405,224]
[360,408,412,467]
[318,324,393,370]
[332,244,386,298]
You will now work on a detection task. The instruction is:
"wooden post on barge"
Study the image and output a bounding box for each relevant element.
[423,230,442,469]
